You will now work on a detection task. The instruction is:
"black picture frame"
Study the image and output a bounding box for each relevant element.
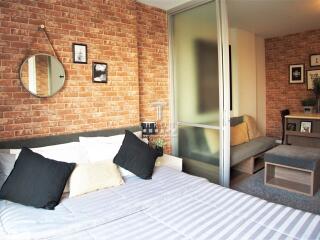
[92,62,107,83]
[310,54,320,67]
[307,69,320,90]
[286,122,296,131]
[289,64,304,84]
[72,43,87,64]
[300,121,312,133]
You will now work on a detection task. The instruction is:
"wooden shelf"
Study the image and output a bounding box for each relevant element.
[285,113,320,120]
[286,131,320,138]
[266,177,311,195]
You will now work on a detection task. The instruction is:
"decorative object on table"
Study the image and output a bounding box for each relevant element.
[286,123,296,131]
[72,43,87,64]
[289,64,304,83]
[152,138,165,157]
[141,122,157,136]
[307,70,320,90]
[312,77,320,112]
[92,62,107,83]
[300,121,312,133]
[301,97,316,113]
[310,54,320,67]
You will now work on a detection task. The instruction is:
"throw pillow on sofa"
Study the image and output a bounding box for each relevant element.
[243,115,262,140]
[231,122,250,146]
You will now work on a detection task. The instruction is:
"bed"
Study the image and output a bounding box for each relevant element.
[0,127,320,240]
[1,166,319,240]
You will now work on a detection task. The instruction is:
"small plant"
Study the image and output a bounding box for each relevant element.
[301,98,317,106]
[152,138,165,157]
[153,138,165,148]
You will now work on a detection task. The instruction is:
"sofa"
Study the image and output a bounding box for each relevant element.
[179,116,277,176]
[230,116,277,174]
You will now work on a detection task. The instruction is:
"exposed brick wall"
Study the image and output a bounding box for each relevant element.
[136,3,171,152]
[0,0,170,152]
[265,29,320,138]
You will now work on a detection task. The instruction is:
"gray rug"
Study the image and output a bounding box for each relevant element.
[232,169,320,215]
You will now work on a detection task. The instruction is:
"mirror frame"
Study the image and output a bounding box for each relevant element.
[19,53,66,98]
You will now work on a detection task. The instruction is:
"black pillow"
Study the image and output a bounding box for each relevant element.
[0,147,75,210]
[113,130,158,179]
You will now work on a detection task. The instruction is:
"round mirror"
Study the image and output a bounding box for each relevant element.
[20,54,65,97]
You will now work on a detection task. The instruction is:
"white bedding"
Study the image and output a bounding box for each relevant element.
[1,167,320,240]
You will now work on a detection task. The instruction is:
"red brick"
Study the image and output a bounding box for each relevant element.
[265,29,320,138]
[0,0,170,153]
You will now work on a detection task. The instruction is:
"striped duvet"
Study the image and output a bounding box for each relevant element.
[1,167,319,240]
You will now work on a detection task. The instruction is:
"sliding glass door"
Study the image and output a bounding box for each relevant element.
[170,0,230,186]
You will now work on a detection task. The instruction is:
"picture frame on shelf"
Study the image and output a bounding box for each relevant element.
[286,123,296,131]
[310,54,320,67]
[72,43,87,64]
[307,69,320,90]
[300,121,312,133]
[92,62,107,83]
[289,64,304,83]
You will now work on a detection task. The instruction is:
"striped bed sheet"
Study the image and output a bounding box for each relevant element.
[1,167,320,240]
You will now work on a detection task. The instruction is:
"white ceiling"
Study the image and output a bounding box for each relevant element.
[138,0,320,39]
[227,0,320,38]
[137,0,192,10]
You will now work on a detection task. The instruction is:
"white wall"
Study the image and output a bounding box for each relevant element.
[230,28,266,134]
[255,36,266,135]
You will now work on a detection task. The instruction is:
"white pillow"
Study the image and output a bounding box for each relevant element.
[79,131,145,177]
[8,142,88,193]
[0,153,16,188]
[69,161,124,197]
[79,131,143,145]
[9,142,88,164]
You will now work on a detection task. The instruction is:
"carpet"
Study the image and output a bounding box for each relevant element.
[232,169,320,215]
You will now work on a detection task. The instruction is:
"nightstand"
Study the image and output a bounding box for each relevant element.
[155,154,183,171]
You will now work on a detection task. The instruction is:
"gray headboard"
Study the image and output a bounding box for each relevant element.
[0,126,141,149]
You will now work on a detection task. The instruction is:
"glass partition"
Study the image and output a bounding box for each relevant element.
[172,1,222,183]
[174,1,219,126]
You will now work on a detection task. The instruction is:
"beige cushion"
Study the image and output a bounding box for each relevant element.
[231,122,249,146]
[243,115,261,140]
[69,161,123,197]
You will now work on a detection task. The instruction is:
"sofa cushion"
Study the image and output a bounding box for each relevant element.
[231,122,250,146]
[230,116,243,126]
[231,136,276,166]
[243,115,261,140]
[264,145,320,171]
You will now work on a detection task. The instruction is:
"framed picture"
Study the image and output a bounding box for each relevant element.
[307,70,320,90]
[310,54,320,67]
[92,62,107,83]
[286,123,296,131]
[72,43,87,64]
[300,121,312,133]
[289,64,304,83]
